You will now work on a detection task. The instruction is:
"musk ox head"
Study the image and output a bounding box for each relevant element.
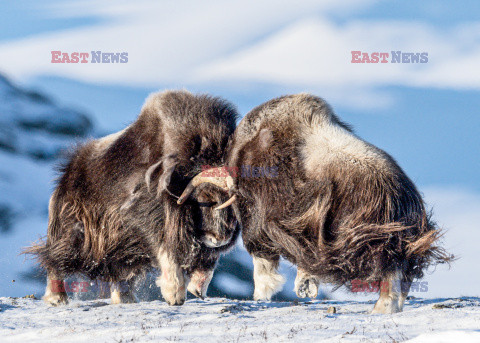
[143,91,239,252]
[175,166,236,248]
[188,182,237,248]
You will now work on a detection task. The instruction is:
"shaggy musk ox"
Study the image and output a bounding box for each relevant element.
[178,93,452,313]
[26,90,239,306]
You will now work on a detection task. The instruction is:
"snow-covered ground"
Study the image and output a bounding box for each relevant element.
[1,296,479,342]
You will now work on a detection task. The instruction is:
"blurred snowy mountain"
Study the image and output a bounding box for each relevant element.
[0,73,93,233]
[0,74,92,162]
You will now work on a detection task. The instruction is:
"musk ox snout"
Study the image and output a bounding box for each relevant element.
[179,177,238,248]
[201,233,232,248]
[197,204,237,249]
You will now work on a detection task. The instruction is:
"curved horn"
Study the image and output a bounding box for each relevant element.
[145,160,163,192]
[214,195,237,210]
[177,167,234,205]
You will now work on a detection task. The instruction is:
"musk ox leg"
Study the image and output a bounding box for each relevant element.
[94,280,111,299]
[110,279,137,304]
[187,269,214,299]
[294,268,321,299]
[156,247,186,306]
[252,256,285,301]
[43,272,68,306]
[397,275,413,311]
[372,270,408,314]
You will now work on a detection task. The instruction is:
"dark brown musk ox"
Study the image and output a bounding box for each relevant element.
[177,93,453,313]
[26,90,239,306]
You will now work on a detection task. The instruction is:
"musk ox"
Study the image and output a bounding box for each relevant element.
[178,93,452,313]
[27,90,239,306]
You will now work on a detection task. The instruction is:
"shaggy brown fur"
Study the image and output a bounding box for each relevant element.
[26,90,239,290]
[226,93,451,289]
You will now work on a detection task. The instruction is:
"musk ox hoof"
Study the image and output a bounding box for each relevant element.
[111,292,137,305]
[43,292,68,306]
[157,277,186,306]
[163,292,186,306]
[187,283,204,300]
[295,277,319,299]
[371,298,402,314]
[161,286,186,306]
[187,270,213,300]
[166,297,185,306]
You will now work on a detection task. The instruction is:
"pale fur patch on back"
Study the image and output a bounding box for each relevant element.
[302,123,388,179]
[232,93,390,179]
